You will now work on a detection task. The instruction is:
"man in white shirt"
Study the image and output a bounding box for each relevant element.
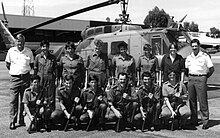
[185,39,214,130]
[5,34,34,130]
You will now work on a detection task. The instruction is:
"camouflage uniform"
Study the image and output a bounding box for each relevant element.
[80,87,107,126]
[134,84,162,126]
[137,55,159,82]
[86,52,109,88]
[50,86,82,125]
[59,54,85,88]
[106,83,138,123]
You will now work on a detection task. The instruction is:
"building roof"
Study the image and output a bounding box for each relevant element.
[0,14,90,31]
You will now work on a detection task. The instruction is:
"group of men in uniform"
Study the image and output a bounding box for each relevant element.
[6,33,214,132]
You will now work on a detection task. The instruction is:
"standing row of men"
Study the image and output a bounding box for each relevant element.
[5,33,214,131]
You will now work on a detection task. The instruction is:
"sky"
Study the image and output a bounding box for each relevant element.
[2,0,220,32]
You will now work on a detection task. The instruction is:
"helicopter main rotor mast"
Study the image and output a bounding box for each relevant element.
[14,0,121,36]
[119,0,130,23]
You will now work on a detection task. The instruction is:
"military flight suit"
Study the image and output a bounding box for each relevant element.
[137,55,159,82]
[86,52,109,88]
[59,54,85,88]
[80,87,107,126]
[34,52,57,110]
[106,82,138,124]
[50,85,82,125]
[134,84,162,126]
[112,54,136,84]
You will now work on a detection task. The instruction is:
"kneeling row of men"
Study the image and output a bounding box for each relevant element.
[23,71,191,133]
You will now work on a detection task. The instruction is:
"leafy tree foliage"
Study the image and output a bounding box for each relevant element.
[210,27,220,38]
[183,22,190,31]
[183,21,199,32]
[189,22,199,32]
[143,6,170,28]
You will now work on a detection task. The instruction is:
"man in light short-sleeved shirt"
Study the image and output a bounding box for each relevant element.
[5,34,34,130]
[185,39,214,130]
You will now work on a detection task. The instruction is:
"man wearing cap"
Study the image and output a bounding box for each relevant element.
[185,39,214,129]
[34,40,57,110]
[111,41,136,84]
[5,34,34,129]
[86,39,109,88]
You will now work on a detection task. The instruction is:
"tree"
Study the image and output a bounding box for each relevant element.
[183,21,199,32]
[210,27,220,38]
[188,21,199,32]
[183,22,190,31]
[143,6,170,28]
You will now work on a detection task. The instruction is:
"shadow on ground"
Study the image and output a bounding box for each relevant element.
[208,119,220,128]
[208,84,220,91]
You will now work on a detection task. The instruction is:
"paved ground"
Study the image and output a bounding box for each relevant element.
[1,53,220,138]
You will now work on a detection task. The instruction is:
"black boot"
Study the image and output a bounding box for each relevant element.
[45,120,51,132]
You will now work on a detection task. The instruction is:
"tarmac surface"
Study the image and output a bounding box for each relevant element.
[1,52,220,138]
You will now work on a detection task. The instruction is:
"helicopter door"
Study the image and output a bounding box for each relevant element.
[151,35,162,55]
[130,35,142,63]
[101,42,108,57]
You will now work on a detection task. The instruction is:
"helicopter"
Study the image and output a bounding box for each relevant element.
[75,8,192,63]
[0,0,193,63]
[0,0,122,60]
[74,10,192,87]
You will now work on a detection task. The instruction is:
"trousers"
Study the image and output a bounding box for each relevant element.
[188,76,209,125]
[9,74,30,123]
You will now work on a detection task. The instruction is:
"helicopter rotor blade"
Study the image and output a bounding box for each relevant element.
[1,2,8,23]
[14,0,120,36]
[179,14,187,23]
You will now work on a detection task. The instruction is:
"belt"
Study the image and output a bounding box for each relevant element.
[189,74,207,77]
[11,72,30,78]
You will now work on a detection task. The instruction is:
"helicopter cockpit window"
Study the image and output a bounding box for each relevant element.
[75,38,94,62]
[104,26,111,33]
[87,29,95,37]
[75,38,94,52]
[95,27,103,34]
[111,41,126,55]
